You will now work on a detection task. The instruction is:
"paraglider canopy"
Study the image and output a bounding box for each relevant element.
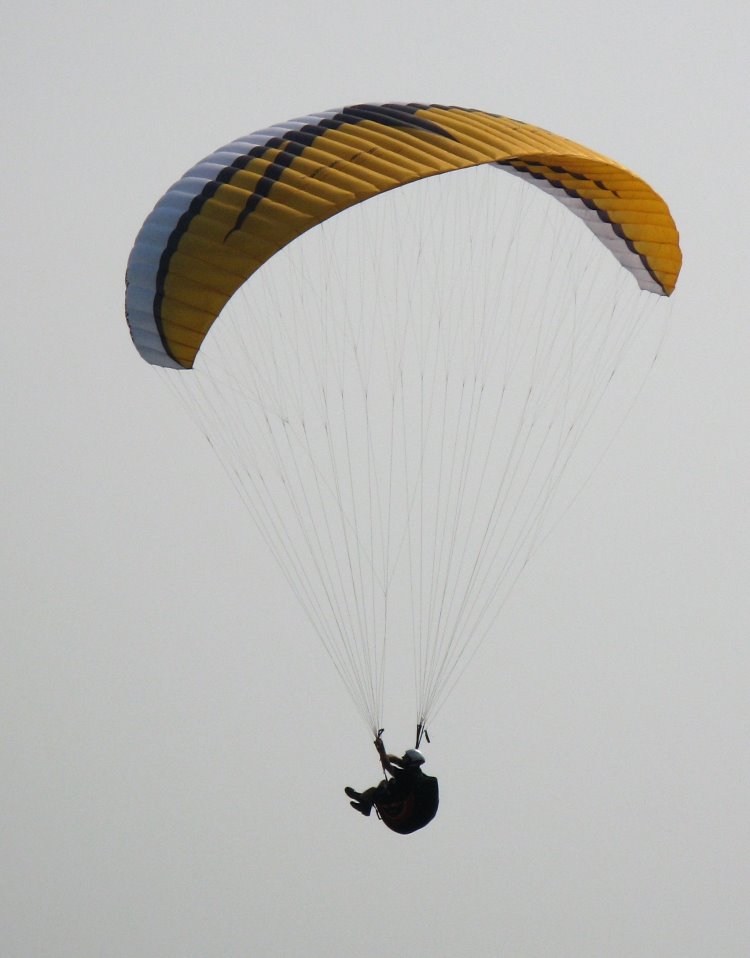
[126,102,680,370]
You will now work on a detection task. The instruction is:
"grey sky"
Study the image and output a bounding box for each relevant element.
[3,1,749,955]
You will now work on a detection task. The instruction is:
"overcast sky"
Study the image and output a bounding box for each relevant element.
[3,1,749,956]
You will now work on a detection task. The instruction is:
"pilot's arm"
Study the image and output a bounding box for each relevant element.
[374,737,405,773]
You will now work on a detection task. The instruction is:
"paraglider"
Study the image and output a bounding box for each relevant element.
[345,735,439,834]
[125,102,681,801]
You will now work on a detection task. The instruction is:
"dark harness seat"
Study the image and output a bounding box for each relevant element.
[375,770,439,834]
